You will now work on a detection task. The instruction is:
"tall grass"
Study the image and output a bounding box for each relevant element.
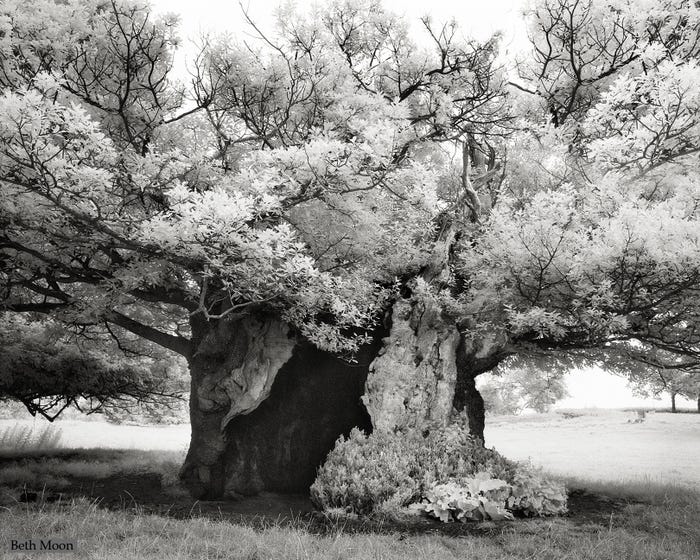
[0,448,186,495]
[0,422,63,453]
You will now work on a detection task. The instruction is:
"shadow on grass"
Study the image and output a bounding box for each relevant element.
[0,447,652,538]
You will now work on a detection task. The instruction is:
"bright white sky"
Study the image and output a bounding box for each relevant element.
[151,0,530,76]
[150,0,528,42]
[148,0,694,410]
[557,368,694,409]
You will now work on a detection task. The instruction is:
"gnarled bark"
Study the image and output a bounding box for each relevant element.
[181,296,510,498]
[363,298,460,431]
[181,313,384,499]
[363,297,510,442]
[181,313,296,498]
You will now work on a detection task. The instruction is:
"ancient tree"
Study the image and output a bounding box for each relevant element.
[1,0,699,498]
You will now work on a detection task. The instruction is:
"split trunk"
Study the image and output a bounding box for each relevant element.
[180,299,508,499]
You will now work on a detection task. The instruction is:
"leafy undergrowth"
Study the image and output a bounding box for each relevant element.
[311,425,568,522]
[0,482,698,560]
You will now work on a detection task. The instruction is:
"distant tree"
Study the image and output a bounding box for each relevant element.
[479,365,568,415]
[0,314,188,420]
[605,343,700,412]
[626,366,700,413]
[479,378,521,416]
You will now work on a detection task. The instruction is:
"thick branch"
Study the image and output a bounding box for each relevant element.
[461,140,482,222]
[107,310,190,357]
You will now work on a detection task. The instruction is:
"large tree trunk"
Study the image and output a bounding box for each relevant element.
[180,313,296,498]
[362,297,509,443]
[363,299,461,432]
[358,209,507,443]
[180,295,508,498]
[180,313,383,499]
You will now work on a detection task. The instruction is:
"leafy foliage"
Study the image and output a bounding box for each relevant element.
[0,0,699,437]
[460,0,700,370]
[311,423,567,519]
[479,365,569,415]
[0,0,508,365]
[507,465,569,517]
[422,474,514,522]
[0,314,188,420]
[310,428,417,515]
[420,465,568,522]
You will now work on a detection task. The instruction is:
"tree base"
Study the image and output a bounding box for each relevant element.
[221,341,375,496]
[182,335,382,499]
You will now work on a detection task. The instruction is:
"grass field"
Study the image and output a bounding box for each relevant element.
[486,409,700,487]
[0,409,698,559]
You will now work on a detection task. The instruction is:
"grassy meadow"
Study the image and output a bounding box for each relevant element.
[486,408,700,487]
[0,409,698,559]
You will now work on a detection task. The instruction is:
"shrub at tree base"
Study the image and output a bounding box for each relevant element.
[311,424,567,521]
[422,475,514,522]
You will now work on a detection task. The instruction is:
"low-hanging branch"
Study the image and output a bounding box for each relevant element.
[106,311,191,357]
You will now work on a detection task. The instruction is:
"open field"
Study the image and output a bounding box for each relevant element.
[486,409,700,487]
[3,408,697,484]
[0,410,698,559]
[0,418,191,453]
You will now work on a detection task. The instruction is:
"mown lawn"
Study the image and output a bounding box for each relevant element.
[486,409,700,487]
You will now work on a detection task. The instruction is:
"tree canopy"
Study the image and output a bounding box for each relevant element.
[1,0,699,420]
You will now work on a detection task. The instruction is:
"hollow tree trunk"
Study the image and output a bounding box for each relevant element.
[180,297,508,498]
[180,313,384,499]
[453,374,485,441]
[452,331,510,443]
[180,313,296,499]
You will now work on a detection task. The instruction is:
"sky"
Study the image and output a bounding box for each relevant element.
[147,0,695,411]
[557,369,694,410]
[150,0,531,76]
[150,0,528,43]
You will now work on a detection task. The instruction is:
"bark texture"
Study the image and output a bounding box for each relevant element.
[363,298,460,431]
[181,314,296,499]
[181,296,508,498]
[181,313,382,499]
[363,297,509,441]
